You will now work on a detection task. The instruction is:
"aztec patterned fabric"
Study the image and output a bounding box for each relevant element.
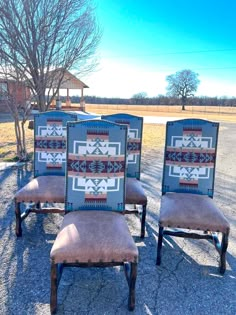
[162,118,219,197]
[101,113,143,179]
[34,111,78,177]
[66,119,128,212]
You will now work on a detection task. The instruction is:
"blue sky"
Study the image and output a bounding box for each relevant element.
[82,0,236,98]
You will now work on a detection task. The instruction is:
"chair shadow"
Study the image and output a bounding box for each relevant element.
[139,134,236,274]
[0,164,60,313]
[1,125,236,314]
[134,217,236,275]
[0,165,139,314]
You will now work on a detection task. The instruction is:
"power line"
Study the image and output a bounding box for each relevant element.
[156,66,236,72]
[192,66,236,71]
[101,48,236,59]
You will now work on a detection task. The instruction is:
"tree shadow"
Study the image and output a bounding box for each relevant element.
[0,164,62,313]
[1,120,236,314]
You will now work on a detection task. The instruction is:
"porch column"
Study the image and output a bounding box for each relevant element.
[66,88,71,107]
[56,90,62,110]
[52,89,56,107]
[80,87,85,111]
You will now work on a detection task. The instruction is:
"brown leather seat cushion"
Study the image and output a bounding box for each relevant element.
[15,176,146,205]
[125,178,147,205]
[15,176,65,203]
[160,193,230,234]
[50,211,139,264]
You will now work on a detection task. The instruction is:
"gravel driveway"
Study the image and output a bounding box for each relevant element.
[0,121,235,315]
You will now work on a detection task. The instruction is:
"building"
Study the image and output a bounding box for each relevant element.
[47,69,89,111]
[0,79,31,113]
[0,69,89,113]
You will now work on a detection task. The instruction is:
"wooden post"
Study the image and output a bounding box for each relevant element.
[56,90,61,110]
[52,89,56,107]
[66,88,71,107]
[80,88,85,111]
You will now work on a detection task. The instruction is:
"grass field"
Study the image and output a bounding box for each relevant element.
[85,104,236,122]
[0,121,34,161]
[0,104,235,161]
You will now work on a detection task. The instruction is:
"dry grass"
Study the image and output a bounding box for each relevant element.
[86,104,236,122]
[0,104,235,161]
[0,121,165,162]
[0,121,34,161]
[143,123,165,149]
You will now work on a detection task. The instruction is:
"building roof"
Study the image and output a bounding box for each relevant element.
[0,69,89,90]
[47,69,89,89]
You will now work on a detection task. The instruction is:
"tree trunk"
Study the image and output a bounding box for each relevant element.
[181,96,187,110]
[37,93,47,112]
[14,117,28,161]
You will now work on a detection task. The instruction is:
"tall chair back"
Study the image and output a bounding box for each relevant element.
[65,119,128,212]
[15,110,100,237]
[34,111,78,177]
[101,113,143,179]
[162,118,219,197]
[156,118,230,274]
[50,119,138,312]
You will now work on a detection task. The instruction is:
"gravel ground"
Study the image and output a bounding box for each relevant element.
[0,122,235,315]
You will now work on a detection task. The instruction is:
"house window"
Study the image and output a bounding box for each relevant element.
[0,82,8,100]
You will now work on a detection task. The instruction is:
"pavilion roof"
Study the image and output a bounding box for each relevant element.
[47,69,89,89]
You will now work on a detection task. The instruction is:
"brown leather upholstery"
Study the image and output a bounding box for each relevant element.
[50,211,139,264]
[14,174,147,238]
[15,176,146,205]
[15,176,65,203]
[125,178,147,205]
[160,193,230,234]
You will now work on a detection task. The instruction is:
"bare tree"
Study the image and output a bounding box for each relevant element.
[132,92,147,104]
[0,0,101,112]
[166,69,200,110]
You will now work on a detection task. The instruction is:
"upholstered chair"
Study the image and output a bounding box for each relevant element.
[156,118,230,274]
[50,119,138,313]
[102,113,147,238]
[15,111,78,236]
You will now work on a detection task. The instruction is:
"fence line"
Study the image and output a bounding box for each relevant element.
[85,104,236,115]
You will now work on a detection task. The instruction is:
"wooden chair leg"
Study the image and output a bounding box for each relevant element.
[15,201,22,237]
[36,201,41,209]
[219,232,229,274]
[156,226,164,265]
[140,204,147,238]
[50,263,58,314]
[128,262,137,311]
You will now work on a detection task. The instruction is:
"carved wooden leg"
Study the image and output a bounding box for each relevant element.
[128,262,137,311]
[141,204,147,238]
[156,226,164,265]
[35,201,41,209]
[50,263,58,314]
[219,232,229,274]
[15,201,22,237]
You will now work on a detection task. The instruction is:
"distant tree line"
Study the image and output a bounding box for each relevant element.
[64,69,234,108]
[60,95,236,107]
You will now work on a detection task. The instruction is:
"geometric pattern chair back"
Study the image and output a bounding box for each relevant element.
[162,118,219,198]
[65,119,128,212]
[101,113,143,179]
[34,111,78,177]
